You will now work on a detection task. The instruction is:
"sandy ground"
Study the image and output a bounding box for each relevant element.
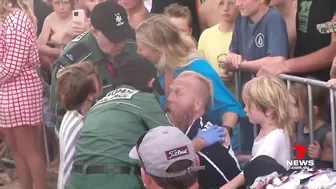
[0,169,58,189]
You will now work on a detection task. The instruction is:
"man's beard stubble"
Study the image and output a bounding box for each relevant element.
[164,106,195,133]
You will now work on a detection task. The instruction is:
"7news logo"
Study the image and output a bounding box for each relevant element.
[286,145,314,170]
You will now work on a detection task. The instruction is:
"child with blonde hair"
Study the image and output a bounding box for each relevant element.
[220,76,293,189]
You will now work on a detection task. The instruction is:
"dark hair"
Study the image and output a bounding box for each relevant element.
[265,0,271,5]
[56,62,101,110]
[290,80,330,122]
[152,160,198,189]
[113,57,158,91]
[164,3,192,28]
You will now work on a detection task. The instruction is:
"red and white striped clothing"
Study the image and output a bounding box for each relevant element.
[0,10,43,127]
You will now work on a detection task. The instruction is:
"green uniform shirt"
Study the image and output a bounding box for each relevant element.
[74,85,171,166]
[50,31,138,129]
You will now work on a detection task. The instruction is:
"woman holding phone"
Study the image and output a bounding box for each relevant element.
[0,0,45,188]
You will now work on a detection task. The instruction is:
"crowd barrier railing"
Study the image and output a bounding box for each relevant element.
[233,72,336,170]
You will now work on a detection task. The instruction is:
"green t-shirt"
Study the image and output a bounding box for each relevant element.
[50,31,138,130]
[74,85,171,166]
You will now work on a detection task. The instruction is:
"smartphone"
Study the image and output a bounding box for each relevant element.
[72,9,85,23]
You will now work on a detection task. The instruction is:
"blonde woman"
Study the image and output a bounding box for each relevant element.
[0,0,45,189]
[135,14,245,151]
[220,76,293,189]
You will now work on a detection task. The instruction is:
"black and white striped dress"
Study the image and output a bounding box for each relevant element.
[57,110,84,189]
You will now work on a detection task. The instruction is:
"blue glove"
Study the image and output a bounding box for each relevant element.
[196,125,226,147]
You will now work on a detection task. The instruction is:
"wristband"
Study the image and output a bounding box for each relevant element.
[222,125,233,137]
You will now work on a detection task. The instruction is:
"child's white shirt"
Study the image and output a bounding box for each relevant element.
[251,129,291,170]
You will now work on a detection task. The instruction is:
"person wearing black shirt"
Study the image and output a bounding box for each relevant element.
[151,0,201,40]
[165,71,243,189]
[258,0,336,81]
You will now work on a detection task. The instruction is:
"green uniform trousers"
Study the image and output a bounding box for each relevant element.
[65,168,145,189]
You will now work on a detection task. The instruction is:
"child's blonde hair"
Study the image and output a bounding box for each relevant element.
[242,76,294,144]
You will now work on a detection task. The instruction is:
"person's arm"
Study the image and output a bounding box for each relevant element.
[238,155,253,163]
[222,112,238,128]
[192,138,206,152]
[240,56,286,72]
[220,173,246,189]
[284,13,336,74]
[240,14,289,72]
[37,15,62,58]
[1,16,31,84]
[284,41,336,74]
[320,132,333,162]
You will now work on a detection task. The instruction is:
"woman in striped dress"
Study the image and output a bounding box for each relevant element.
[56,62,102,189]
[0,0,45,188]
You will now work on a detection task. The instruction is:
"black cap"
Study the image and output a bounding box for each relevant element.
[90,1,134,43]
[243,155,287,186]
[113,57,158,90]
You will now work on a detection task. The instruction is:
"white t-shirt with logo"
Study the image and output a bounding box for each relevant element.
[251,129,291,170]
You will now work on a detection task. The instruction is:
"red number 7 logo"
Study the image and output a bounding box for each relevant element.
[294,145,307,160]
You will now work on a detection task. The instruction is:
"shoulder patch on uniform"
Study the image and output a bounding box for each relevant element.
[63,43,88,63]
[95,88,139,106]
[71,31,88,43]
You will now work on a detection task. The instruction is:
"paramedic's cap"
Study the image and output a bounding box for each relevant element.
[129,126,205,178]
[316,12,336,34]
[90,1,134,43]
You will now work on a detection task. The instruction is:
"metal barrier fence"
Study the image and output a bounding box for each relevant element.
[233,73,336,170]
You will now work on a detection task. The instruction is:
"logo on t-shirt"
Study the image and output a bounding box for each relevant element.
[298,1,313,33]
[255,33,265,48]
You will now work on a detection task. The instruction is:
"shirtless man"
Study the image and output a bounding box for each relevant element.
[270,0,297,57]
[119,0,149,29]
[198,0,221,32]
[38,0,89,69]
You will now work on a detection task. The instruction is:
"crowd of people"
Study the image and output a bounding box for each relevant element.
[0,0,336,188]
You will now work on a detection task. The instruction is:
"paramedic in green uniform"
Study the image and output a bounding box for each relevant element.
[66,57,163,189]
[50,1,142,133]
[66,58,226,189]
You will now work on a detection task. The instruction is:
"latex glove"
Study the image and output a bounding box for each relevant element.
[196,125,226,147]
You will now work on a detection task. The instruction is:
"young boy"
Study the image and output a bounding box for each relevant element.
[164,3,193,36]
[198,0,238,93]
[219,0,289,77]
[218,0,289,154]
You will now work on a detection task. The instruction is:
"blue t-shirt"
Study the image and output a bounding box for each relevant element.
[229,8,289,83]
[158,58,246,149]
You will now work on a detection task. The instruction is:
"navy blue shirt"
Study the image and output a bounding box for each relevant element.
[229,8,289,83]
[186,116,243,189]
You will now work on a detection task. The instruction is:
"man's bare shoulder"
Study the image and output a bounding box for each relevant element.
[44,12,57,23]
